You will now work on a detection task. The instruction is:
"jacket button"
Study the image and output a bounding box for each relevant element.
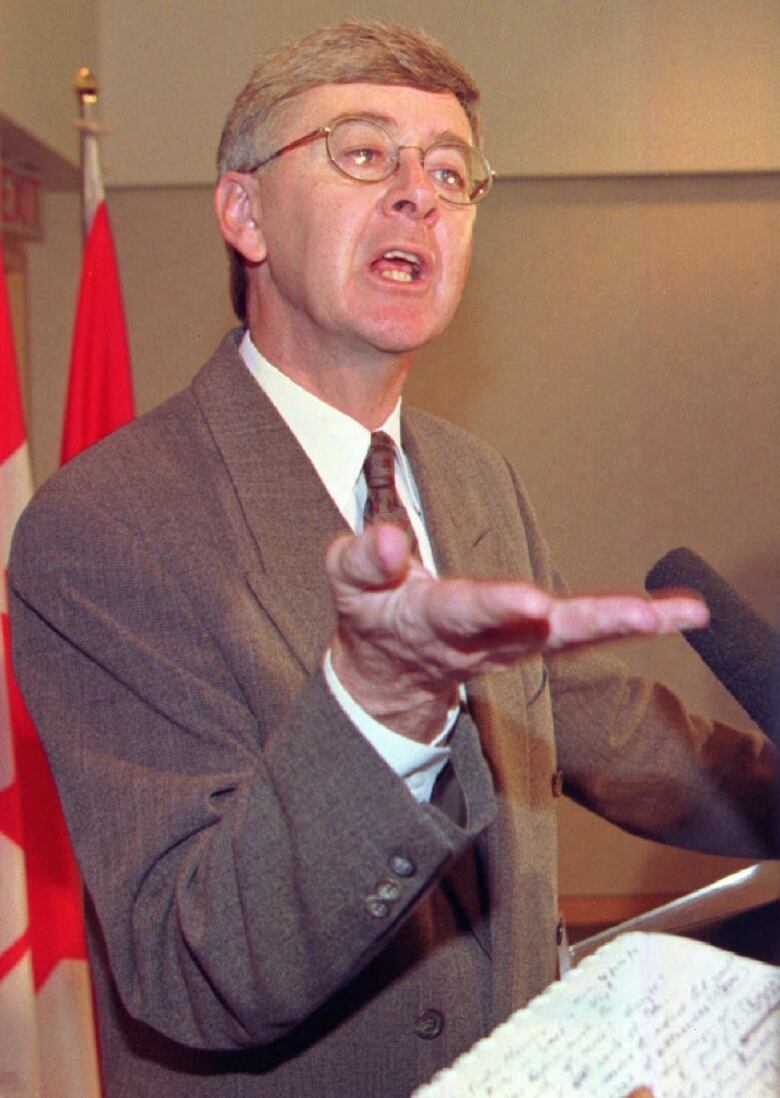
[365,896,390,918]
[389,853,416,877]
[551,769,564,798]
[414,1008,445,1039]
[375,879,401,902]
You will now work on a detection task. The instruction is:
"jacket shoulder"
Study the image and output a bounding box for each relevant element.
[403,405,511,475]
[22,331,246,514]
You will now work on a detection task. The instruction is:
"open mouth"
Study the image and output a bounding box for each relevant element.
[371,249,424,283]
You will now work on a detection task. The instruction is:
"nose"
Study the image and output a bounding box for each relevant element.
[380,146,440,221]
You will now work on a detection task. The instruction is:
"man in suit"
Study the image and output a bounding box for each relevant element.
[8,19,775,1098]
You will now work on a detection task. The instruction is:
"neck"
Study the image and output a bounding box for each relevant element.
[247,322,413,430]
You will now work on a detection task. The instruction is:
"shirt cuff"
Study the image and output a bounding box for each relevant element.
[322,649,457,803]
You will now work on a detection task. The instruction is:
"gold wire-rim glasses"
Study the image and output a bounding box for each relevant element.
[242,116,495,206]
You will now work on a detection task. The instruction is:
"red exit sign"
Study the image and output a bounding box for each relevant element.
[1,164,42,240]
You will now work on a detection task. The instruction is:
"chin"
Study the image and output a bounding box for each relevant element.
[359,310,455,356]
[367,328,444,356]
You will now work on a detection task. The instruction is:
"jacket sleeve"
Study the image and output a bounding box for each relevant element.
[548,644,777,857]
[504,458,777,860]
[8,489,496,1051]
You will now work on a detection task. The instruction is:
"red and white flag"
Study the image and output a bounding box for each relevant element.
[1,245,103,1096]
[61,197,134,462]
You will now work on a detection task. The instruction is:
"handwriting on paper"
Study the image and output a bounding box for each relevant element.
[413,932,780,1098]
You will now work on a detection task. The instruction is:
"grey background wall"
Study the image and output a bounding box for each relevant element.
[7,1,780,898]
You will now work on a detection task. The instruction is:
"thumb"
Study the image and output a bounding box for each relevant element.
[326,523,412,593]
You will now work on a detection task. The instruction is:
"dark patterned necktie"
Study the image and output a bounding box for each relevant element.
[362,431,418,554]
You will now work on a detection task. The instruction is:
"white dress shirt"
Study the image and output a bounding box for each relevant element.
[239,332,455,802]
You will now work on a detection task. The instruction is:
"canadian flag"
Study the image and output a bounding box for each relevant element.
[61,121,134,461]
[1,246,103,1095]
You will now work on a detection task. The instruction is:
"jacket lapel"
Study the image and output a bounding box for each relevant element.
[401,411,490,579]
[191,333,348,674]
[403,407,540,727]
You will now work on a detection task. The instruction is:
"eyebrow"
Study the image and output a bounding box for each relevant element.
[327,110,472,147]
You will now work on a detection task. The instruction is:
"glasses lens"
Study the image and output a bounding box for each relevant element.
[328,120,396,181]
[424,144,491,205]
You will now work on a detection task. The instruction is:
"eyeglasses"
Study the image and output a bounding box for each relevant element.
[245,116,495,206]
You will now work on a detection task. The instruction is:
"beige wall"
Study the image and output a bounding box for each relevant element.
[97,0,780,184]
[0,0,98,168]
[26,168,779,896]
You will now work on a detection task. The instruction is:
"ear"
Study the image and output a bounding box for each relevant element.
[214,172,266,262]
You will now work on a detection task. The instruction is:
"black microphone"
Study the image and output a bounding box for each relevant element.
[645,548,777,734]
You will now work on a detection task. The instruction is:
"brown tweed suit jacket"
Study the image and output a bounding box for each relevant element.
[9,332,774,1097]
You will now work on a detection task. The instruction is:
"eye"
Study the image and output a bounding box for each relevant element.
[431,165,467,191]
[344,145,383,167]
[426,145,471,195]
[330,120,394,178]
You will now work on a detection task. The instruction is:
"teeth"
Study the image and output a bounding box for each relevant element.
[381,269,413,282]
[378,249,422,283]
[384,249,421,265]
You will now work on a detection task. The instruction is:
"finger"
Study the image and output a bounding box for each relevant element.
[648,591,709,632]
[326,524,412,593]
[424,578,553,646]
[550,595,660,646]
[547,592,707,649]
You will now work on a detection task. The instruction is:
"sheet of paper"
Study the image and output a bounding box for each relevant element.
[413,932,780,1097]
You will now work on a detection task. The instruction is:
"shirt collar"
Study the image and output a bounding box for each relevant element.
[238,331,403,528]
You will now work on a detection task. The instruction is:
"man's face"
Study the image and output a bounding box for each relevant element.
[248,83,477,367]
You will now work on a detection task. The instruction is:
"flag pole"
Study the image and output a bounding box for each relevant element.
[73,68,107,240]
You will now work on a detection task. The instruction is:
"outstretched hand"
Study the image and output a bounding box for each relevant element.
[328,524,708,742]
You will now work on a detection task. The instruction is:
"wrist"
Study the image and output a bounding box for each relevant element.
[331,631,455,743]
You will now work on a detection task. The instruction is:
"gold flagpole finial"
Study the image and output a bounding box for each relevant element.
[75,67,99,103]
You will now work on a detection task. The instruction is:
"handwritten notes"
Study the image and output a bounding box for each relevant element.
[412,932,780,1097]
